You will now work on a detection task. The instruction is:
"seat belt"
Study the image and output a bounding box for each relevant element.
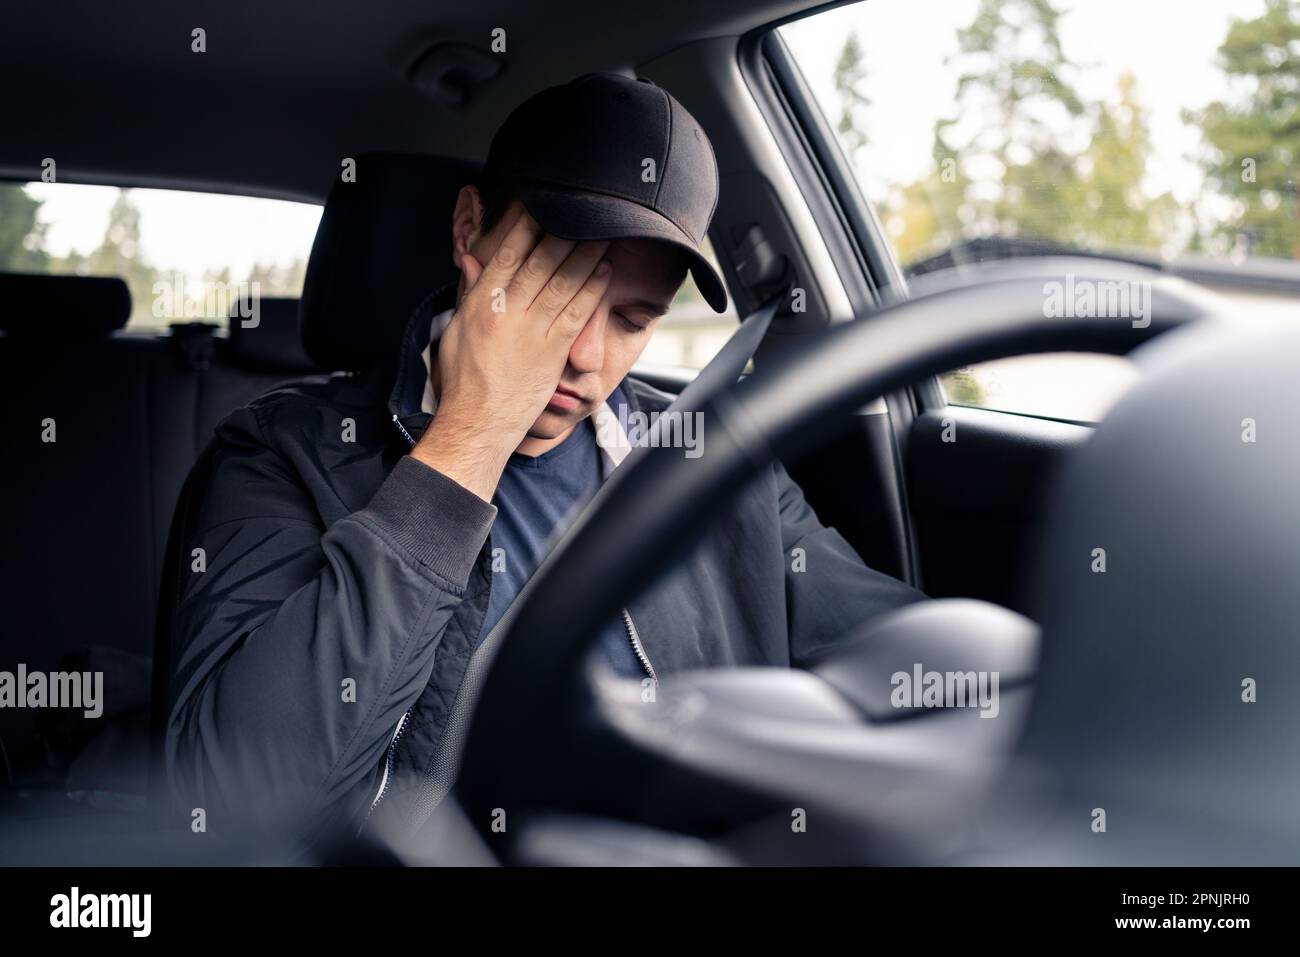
[389,288,787,841]
[665,288,784,413]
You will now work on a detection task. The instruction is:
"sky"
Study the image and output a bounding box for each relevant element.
[780,0,1265,206]
[22,0,1266,283]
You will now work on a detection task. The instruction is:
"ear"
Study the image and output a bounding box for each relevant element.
[450,184,485,272]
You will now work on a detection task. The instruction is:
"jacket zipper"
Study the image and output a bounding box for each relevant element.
[357,419,423,829]
[373,414,655,828]
[361,705,413,830]
[399,412,659,684]
[622,608,658,684]
[392,413,418,448]
[396,415,659,685]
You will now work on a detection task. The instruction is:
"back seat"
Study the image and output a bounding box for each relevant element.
[0,273,318,798]
[1,153,480,814]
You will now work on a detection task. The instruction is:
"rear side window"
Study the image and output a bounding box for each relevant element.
[1,181,321,331]
[780,0,1300,422]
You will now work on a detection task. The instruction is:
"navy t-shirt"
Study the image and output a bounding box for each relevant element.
[479,412,645,679]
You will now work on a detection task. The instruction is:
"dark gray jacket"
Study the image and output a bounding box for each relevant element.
[164,287,924,850]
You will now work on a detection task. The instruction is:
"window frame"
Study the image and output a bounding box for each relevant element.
[739,14,930,586]
[738,10,948,411]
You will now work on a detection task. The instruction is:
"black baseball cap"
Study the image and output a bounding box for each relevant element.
[484,72,727,313]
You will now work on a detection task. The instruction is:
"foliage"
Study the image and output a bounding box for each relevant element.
[0,186,50,272]
[1186,0,1300,258]
[835,0,1297,268]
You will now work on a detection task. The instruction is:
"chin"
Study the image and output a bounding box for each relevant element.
[528,407,586,438]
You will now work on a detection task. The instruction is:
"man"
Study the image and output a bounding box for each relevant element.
[165,73,924,849]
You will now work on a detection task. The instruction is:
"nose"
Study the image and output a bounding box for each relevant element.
[566,304,606,375]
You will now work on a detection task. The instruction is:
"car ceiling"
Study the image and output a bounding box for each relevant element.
[4,0,817,203]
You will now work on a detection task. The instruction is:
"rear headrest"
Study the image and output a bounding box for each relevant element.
[227,296,318,372]
[0,273,131,337]
[301,152,480,371]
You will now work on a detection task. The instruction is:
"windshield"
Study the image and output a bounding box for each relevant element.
[781,0,1299,276]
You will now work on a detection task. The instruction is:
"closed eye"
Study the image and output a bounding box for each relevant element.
[615,311,653,333]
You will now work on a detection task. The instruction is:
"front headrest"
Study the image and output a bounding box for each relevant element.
[301,152,480,371]
[0,273,131,337]
[227,296,318,372]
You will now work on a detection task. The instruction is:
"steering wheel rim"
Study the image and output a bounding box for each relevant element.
[443,257,1217,835]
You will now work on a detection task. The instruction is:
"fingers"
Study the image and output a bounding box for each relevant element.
[509,233,578,306]
[530,240,609,320]
[465,207,610,333]
[549,258,612,341]
[475,207,542,293]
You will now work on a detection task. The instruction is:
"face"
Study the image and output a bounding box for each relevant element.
[452,191,688,450]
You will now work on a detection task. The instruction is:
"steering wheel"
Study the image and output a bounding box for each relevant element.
[394,258,1218,863]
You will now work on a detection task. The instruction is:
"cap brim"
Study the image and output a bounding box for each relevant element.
[514,181,728,314]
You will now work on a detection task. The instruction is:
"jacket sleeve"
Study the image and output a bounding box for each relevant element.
[775,462,927,668]
[163,402,496,849]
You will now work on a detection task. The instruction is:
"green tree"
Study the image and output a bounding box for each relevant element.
[87,190,143,275]
[1073,71,1179,251]
[888,128,975,265]
[941,0,1086,241]
[86,190,159,324]
[0,185,50,271]
[1188,0,1300,259]
[881,0,1176,265]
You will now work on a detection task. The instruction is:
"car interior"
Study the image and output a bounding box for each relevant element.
[2,0,1297,867]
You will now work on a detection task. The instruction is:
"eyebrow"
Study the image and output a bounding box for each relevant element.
[618,299,672,319]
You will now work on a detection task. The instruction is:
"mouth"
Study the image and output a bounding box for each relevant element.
[546,385,586,413]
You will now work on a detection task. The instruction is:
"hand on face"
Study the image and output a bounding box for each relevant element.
[427,205,613,463]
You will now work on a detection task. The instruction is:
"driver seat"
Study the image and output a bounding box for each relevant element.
[148,153,480,806]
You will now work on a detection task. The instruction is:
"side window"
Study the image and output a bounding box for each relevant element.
[779,0,1300,422]
[2,181,321,331]
[642,238,739,370]
[941,354,1139,423]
